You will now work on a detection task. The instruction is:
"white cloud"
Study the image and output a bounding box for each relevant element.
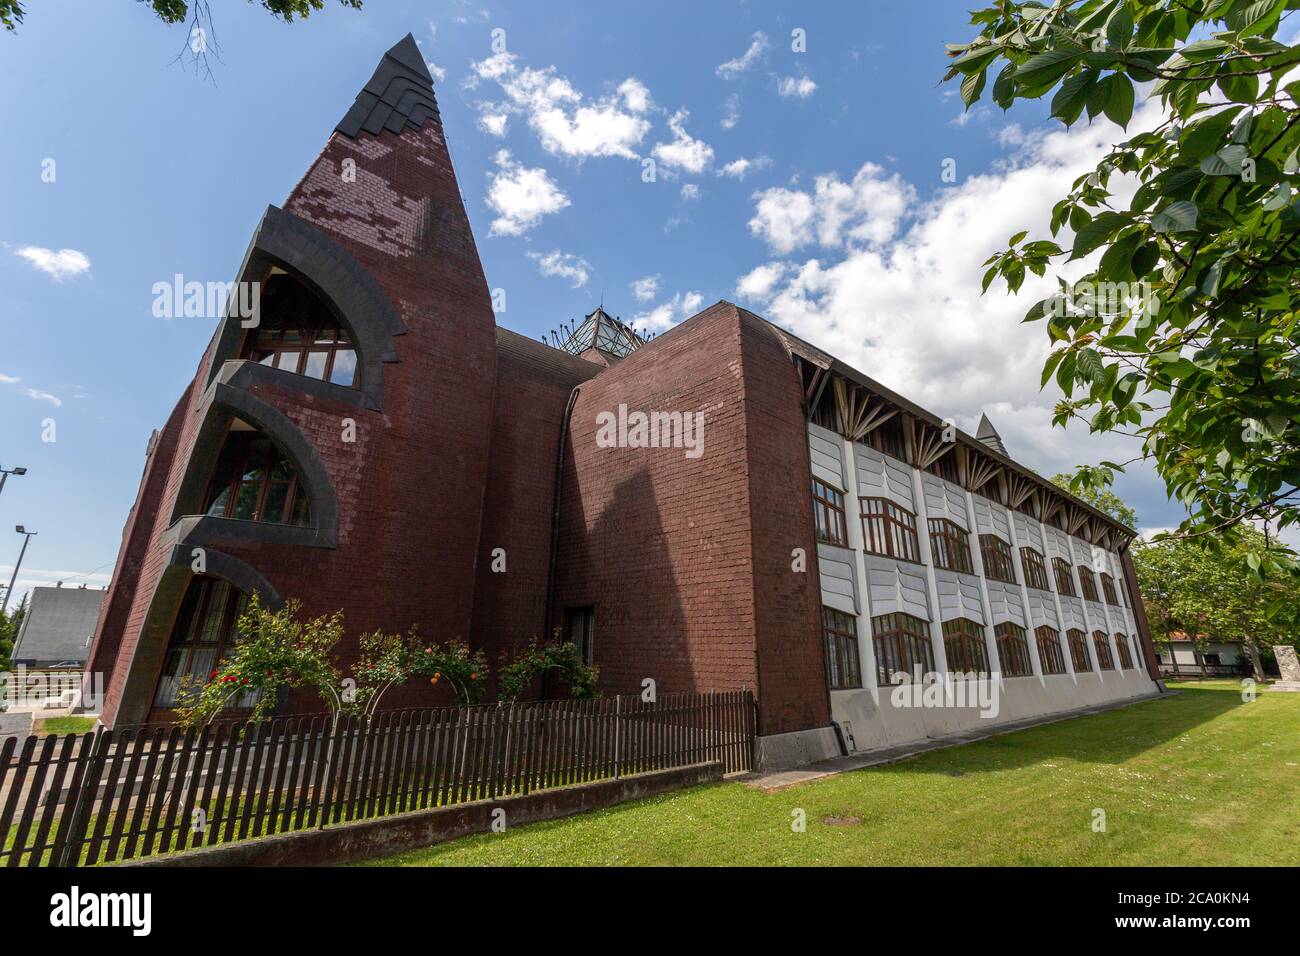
[528,250,592,288]
[734,99,1170,480]
[485,150,570,237]
[14,246,91,281]
[718,156,771,180]
[747,162,915,254]
[777,75,817,99]
[721,93,741,130]
[630,275,659,302]
[631,290,706,333]
[652,110,714,175]
[0,372,62,406]
[427,62,447,83]
[469,53,653,161]
[717,32,769,79]
[680,183,701,201]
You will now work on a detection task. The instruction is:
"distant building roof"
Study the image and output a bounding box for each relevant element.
[11,586,104,666]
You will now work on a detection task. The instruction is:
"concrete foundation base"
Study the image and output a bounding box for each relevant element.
[1269,681,1300,693]
[755,725,842,771]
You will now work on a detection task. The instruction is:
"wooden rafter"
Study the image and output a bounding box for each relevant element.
[908,417,955,472]
[832,376,897,443]
[1006,473,1036,511]
[966,453,1002,495]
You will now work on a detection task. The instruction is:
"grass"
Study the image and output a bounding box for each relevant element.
[356,681,1300,866]
[34,716,97,735]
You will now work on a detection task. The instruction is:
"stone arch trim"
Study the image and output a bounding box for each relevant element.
[205,204,405,411]
[168,378,340,550]
[111,549,284,727]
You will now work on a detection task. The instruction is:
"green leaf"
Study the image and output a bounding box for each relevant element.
[1199,144,1250,176]
[1098,72,1135,128]
[1106,3,1134,50]
[1069,211,1132,260]
[1051,69,1098,125]
[1151,200,1199,233]
[1077,347,1104,383]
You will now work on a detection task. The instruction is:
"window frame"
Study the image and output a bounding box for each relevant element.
[152,576,258,710]
[928,518,974,574]
[941,618,989,677]
[980,534,1017,584]
[563,605,596,665]
[995,621,1032,677]
[822,606,863,690]
[871,611,934,685]
[1115,632,1133,669]
[860,497,922,564]
[1067,628,1092,672]
[1078,566,1100,602]
[1020,547,1050,591]
[812,479,848,547]
[201,430,311,527]
[1093,630,1115,670]
[1034,625,1067,675]
[1052,557,1077,597]
[1100,572,1120,606]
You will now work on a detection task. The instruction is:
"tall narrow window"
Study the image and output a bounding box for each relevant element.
[1101,572,1119,606]
[1035,625,1066,675]
[861,497,921,563]
[995,621,1032,677]
[153,577,259,709]
[928,519,973,574]
[1021,547,1050,591]
[1078,566,1100,602]
[1093,630,1115,670]
[564,606,595,665]
[202,430,311,527]
[871,612,934,684]
[1052,557,1077,596]
[1068,629,1091,672]
[942,618,989,676]
[980,534,1016,584]
[812,479,848,547]
[1115,632,1133,669]
[822,607,862,690]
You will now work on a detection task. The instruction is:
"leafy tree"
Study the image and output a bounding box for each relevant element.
[1132,525,1300,678]
[497,634,599,703]
[947,0,1300,574]
[353,629,488,713]
[1,0,361,32]
[174,594,344,727]
[1051,469,1139,526]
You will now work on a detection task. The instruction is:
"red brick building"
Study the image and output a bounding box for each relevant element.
[86,36,1162,768]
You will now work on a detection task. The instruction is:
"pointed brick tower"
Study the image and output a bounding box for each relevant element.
[89,35,497,725]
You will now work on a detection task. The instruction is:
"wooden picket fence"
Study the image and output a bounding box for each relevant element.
[0,690,754,867]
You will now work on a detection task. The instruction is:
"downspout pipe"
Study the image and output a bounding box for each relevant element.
[543,384,582,642]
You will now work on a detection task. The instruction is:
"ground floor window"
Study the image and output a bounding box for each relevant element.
[995,621,1032,677]
[1068,628,1091,672]
[564,605,595,665]
[822,607,862,690]
[1093,631,1115,670]
[1115,632,1133,669]
[153,576,258,709]
[872,612,934,684]
[1035,625,1066,675]
[941,618,989,676]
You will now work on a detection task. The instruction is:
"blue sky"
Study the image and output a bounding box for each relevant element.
[0,0,1187,602]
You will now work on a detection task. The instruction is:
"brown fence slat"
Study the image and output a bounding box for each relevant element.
[30,732,83,866]
[0,734,35,866]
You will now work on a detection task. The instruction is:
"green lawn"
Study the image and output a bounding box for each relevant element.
[34,716,97,735]
[357,681,1300,866]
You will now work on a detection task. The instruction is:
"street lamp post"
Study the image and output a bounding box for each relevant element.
[0,465,27,505]
[1,525,37,616]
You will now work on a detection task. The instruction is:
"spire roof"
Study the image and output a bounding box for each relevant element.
[975,413,1008,456]
[335,33,441,139]
[557,307,645,360]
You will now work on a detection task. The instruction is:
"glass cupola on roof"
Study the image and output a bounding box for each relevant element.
[558,307,645,359]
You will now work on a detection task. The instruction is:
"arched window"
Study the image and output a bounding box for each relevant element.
[995,621,1032,676]
[1068,628,1091,672]
[203,425,311,527]
[240,272,358,387]
[1093,630,1115,670]
[942,618,989,676]
[1035,625,1066,674]
[153,576,259,710]
[872,612,933,684]
[1115,632,1133,669]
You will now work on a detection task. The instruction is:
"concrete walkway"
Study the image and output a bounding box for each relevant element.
[0,711,33,741]
[743,689,1172,791]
